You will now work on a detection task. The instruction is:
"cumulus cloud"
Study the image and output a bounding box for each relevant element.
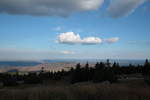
[57,32,81,44]
[57,32,119,45]
[57,32,102,45]
[0,0,104,16]
[82,37,102,44]
[61,50,75,54]
[103,37,119,43]
[107,0,146,18]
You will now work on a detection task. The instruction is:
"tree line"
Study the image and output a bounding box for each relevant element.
[0,59,150,86]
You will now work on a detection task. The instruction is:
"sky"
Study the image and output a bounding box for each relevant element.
[0,0,150,61]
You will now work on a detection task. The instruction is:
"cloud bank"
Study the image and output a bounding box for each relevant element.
[57,32,119,45]
[107,0,146,18]
[0,0,147,18]
[0,0,104,16]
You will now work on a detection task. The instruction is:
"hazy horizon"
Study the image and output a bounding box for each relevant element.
[0,59,146,67]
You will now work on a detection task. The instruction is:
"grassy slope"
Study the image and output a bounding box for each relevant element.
[0,79,150,100]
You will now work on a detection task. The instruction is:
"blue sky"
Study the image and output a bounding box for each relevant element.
[0,0,150,60]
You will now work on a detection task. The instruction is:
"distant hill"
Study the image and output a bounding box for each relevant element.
[0,59,145,67]
[7,69,19,72]
[43,59,145,66]
[0,61,42,67]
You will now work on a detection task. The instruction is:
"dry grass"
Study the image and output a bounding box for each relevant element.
[0,80,150,100]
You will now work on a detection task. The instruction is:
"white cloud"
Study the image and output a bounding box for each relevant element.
[57,32,81,44]
[61,50,75,54]
[82,37,102,44]
[0,0,104,16]
[107,0,146,18]
[104,37,119,43]
[57,32,102,45]
[57,32,119,45]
